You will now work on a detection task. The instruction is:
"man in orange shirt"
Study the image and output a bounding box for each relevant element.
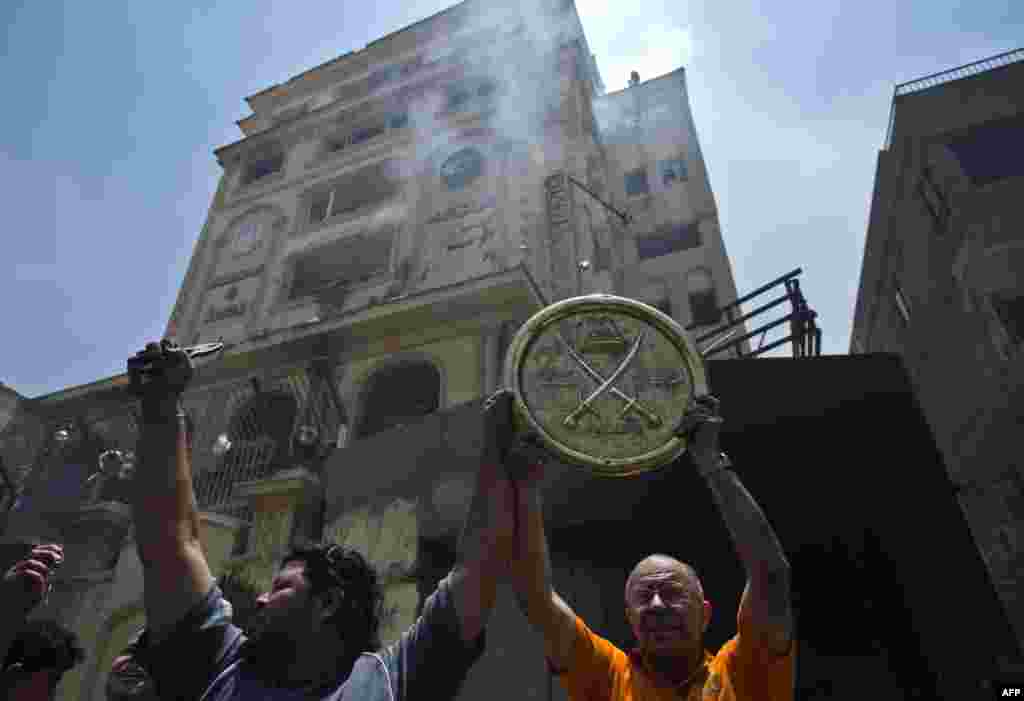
[508,395,795,700]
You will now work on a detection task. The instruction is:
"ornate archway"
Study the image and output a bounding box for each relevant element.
[354,361,441,440]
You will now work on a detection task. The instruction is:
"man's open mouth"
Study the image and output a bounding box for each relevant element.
[646,624,681,635]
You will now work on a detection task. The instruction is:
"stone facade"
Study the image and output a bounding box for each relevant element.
[850,52,1024,646]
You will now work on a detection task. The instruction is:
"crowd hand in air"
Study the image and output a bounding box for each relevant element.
[128,340,195,414]
[1,544,64,618]
[675,394,724,475]
[482,389,550,487]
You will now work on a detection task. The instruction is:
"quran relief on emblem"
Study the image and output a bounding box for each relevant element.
[519,311,692,463]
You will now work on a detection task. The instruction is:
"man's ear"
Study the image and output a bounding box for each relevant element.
[316,588,344,621]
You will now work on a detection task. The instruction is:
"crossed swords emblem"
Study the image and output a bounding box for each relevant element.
[557,331,664,430]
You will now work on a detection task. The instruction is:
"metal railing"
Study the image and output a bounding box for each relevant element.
[884,48,1024,149]
[7,361,347,524]
[687,268,822,360]
[184,363,345,514]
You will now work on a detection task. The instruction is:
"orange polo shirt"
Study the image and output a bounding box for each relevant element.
[555,614,795,700]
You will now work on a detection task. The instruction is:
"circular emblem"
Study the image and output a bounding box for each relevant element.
[505,294,707,477]
[440,147,484,191]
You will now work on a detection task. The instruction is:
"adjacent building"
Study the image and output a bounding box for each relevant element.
[593,70,741,339]
[850,48,1024,641]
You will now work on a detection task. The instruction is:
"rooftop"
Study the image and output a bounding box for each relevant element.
[884,47,1023,149]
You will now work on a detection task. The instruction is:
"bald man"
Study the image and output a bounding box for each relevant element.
[509,396,795,700]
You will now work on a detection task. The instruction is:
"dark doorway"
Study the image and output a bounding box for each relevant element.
[356,362,441,440]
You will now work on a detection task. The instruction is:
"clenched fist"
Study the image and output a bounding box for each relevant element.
[2,544,64,618]
[128,340,194,418]
[675,394,724,475]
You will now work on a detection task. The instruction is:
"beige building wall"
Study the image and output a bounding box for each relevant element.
[593,69,743,344]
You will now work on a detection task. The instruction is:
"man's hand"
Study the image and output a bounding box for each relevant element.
[1,544,64,619]
[128,339,213,640]
[675,394,724,475]
[478,390,523,552]
[482,389,552,487]
[128,340,194,417]
[449,390,531,643]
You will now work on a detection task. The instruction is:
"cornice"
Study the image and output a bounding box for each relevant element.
[216,57,464,166]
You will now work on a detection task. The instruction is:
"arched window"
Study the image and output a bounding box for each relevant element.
[196,390,296,507]
[687,268,721,327]
[227,391,298,447]
[356,362,441,439]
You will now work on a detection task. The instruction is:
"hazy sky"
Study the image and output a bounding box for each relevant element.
[2,0,1020,398]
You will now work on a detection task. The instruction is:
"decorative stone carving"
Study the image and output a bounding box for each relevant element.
[205,301,248,324]
[201,275,262,328]
[544,171,579,299]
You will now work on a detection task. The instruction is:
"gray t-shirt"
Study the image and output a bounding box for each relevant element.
[136,576,485,701]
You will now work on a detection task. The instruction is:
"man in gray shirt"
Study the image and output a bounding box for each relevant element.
[126,341,521,700]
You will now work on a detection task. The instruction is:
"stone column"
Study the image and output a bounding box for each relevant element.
[48,502,133,701]
[232,468,322,591]
[480,325,504,396]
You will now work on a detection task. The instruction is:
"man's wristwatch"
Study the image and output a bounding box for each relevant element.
[698,451,732,478]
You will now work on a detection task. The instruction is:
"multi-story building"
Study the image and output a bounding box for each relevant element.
[850,48,1024,642]
[0,1,746,699]
[593,69,742,341]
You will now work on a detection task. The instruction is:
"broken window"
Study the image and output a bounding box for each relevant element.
[288,231,393,301]
[307,160,400,226]
[321,110,408,157]
[636,221,701,260]
[687,268,721,327]
[242,150,284,186]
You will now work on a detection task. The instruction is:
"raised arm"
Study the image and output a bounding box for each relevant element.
[0,543,64,667]
[446,390,519,643]
[128,341,214,640]
[508,474,580,672]
[681,396,793,654]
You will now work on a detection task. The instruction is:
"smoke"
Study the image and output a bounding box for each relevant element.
[368,201,409,229]
[394,0,587,172]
